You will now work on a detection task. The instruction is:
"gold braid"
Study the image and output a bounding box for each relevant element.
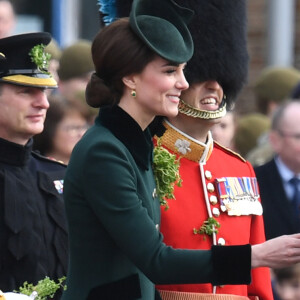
[178,99,227,120]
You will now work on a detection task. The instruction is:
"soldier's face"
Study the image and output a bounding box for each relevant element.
[210,111,236,149]
[0,83,49,145]
[180,80,224,112]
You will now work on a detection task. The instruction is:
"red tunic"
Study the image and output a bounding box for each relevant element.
[156,121,273,300]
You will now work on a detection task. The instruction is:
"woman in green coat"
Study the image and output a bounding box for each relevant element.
[61,0,300,299]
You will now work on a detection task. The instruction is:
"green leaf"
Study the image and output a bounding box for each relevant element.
[153,139,182,210]
[29,44,51,74]
[194,217,221,239]
[15,276,66,300]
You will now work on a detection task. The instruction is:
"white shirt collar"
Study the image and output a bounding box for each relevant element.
[275,155,300,182]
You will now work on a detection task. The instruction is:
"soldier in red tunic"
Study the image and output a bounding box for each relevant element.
[155,1,273,299]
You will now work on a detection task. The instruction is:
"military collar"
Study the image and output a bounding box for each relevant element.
[97,105,153,170]
[0,137,32,166]
[159,120,214,163]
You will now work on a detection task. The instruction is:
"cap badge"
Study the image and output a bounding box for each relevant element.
[29,44,51,74]
[53,179,64,194]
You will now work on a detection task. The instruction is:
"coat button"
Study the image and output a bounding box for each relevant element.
[210,195,218,205]
[207,182,215,193]
[155,224,160,231]
[152,188,157,198]
[205,170,212,180]
[218,238,226,245]
[212,207,220,217]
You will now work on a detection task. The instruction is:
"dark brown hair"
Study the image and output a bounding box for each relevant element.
[86,18,155,108]
[33,94,90,155]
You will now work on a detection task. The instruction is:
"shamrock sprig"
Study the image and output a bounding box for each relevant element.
[153,139,182,210]
[15,276,66,300]
[29,44,51,74]
[193,217,221,240]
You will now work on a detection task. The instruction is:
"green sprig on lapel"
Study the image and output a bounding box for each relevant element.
[153,138,182,210]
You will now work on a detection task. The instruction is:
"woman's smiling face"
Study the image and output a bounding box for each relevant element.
[130,56,189,122]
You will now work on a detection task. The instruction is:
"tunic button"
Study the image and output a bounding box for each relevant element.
[207,182,215,193]
[155,224,160,231]
[212,207,220,217]
[220,205,227,212]
[152,188,157,198]
[205,170,212,180]
[218,238,226,245]
[210,195,218,205]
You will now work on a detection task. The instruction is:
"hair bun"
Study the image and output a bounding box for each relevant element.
[85,73,112,108]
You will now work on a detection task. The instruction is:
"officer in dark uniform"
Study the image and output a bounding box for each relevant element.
[0,32,68,295]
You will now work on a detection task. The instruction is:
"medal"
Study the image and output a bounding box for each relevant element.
[215,177,262,216]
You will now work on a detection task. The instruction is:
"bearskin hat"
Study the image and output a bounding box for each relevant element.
[175,0,249,106]
[97,0,248,106]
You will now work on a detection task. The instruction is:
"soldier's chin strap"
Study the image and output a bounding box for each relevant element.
[178,98,227,120]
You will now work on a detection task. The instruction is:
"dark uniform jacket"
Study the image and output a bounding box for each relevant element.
[62,106,251,300]
[255,158,300,240]
[0,137,68,293]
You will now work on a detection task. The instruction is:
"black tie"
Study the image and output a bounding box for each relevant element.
[289,177,300,218]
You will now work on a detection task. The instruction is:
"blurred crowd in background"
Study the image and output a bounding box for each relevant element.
[2,0,300,299]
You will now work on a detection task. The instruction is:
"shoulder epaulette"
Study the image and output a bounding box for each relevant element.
[214,141,246,163]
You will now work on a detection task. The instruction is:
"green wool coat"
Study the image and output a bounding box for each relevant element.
[61,106,251,300]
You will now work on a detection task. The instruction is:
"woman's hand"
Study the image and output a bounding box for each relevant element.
[252,234,300,269]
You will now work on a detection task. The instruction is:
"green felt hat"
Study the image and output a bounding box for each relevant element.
[58,40,94,81]
[255,66,300,103]
[234,113,271,157]
[129,0,194,64]
[45,38,61,60]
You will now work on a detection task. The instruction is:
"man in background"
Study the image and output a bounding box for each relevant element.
[255,100,300,240]
[247,67,300,166]
[0,0,15,38]
[57,40,94,100]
